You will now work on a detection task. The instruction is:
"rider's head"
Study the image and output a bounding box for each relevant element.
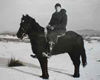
[55,3,61,12]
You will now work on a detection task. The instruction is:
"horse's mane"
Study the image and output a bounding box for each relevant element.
[27,15,44,33]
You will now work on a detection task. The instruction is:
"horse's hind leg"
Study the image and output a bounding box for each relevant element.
[38,57,49,79]
[73,58,80,78]
[69,53,80,78]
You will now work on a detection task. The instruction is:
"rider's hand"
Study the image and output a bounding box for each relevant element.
[50,26,54,30]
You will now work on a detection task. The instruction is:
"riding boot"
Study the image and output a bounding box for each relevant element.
[42,32,57,58]
[41,41,51,58]
[42,41,55,58]
[48,41,55,56]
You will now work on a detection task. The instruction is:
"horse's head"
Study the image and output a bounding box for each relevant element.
[17,14,35,39]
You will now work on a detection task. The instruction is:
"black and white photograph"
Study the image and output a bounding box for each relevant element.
[0,0,100,80]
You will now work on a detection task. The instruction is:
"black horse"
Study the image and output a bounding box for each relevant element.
[17,15,87,79]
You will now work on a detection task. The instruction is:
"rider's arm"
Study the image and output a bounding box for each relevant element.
[49,13,55,26]
[55,13,67,29]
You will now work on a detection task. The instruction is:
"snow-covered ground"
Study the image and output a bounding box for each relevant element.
[0,38,100,80]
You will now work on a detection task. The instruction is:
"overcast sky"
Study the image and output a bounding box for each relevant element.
[0,0,100,32]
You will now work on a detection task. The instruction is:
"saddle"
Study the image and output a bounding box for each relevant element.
[57,33,65,38]
[45,28,66,42]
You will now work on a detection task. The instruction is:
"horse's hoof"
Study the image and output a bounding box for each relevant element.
[73,74,80,78]
[40,75,49,79]
[30,54,37,58]
[83,62,87,67]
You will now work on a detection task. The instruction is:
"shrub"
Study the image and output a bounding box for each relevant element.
[8,58,24,67]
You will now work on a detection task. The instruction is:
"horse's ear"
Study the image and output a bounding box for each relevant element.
[21,14,24,22]
[26,14,29,17]
[22,14,25,17]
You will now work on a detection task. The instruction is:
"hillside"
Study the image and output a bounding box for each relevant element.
[0,32,29,43]
[76,29,100,37]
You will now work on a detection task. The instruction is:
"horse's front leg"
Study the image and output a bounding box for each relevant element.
[38,56,49,79]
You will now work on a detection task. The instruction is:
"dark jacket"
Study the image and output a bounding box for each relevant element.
[49,9,67,31]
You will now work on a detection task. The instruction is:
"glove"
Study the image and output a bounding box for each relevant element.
[46,24,54,30]
[46,24,50,28]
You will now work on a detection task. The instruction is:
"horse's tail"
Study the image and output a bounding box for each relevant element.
[80,38,87,67]
[81,48,87,67]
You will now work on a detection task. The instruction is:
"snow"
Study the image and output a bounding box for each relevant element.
[0,35,17,39]
[0,38,100,80]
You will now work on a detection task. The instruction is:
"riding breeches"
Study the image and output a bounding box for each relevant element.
[47,30,66,43]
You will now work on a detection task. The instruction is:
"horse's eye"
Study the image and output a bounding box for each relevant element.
[21,19,24,23]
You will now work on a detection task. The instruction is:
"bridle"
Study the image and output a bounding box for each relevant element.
[20,23,27,38]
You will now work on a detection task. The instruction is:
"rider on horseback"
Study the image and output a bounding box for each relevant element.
[47,3,67,43]
[44,3,68,57]
[31,3,68,58]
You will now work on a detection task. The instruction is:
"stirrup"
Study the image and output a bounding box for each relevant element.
[42,52,51,58]
[49,41,55,45]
